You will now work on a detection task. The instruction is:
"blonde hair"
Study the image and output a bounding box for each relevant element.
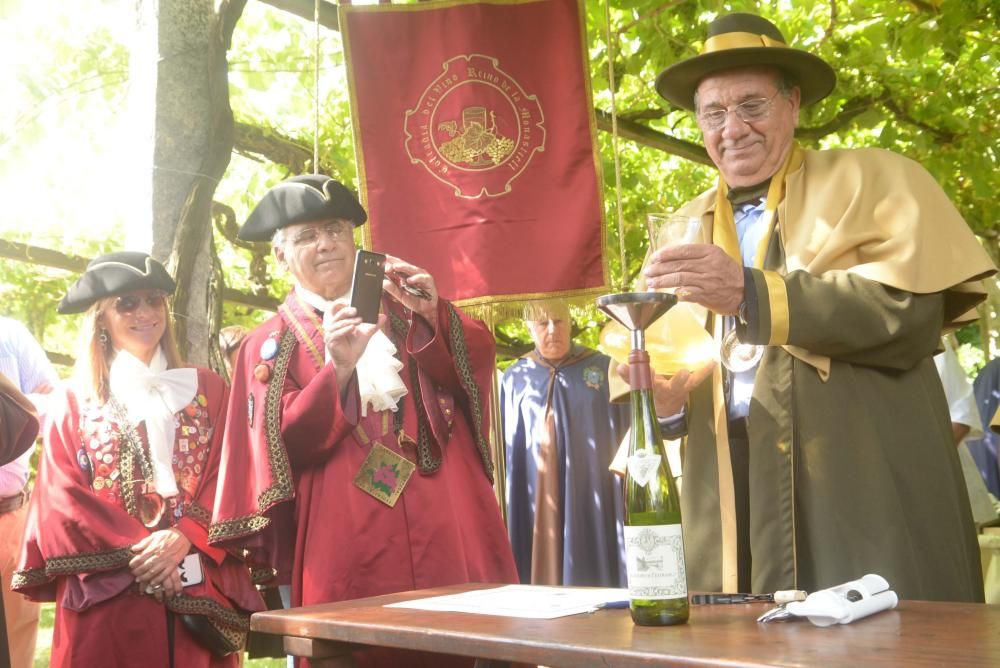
[74,296,184,404]
[523,299,571,323]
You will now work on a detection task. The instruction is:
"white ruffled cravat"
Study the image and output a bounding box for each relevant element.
[108,348,198,498]
[296,285,408,417]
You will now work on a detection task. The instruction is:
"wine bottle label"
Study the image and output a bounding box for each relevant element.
[626,451,661,487]
[624,524,687,600]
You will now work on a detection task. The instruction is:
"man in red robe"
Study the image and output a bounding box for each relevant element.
[209,175,517,667]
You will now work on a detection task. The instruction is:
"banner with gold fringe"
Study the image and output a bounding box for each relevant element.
[340,0,608,320]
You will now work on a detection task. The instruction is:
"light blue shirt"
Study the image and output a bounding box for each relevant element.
[0,316,59,494]
[728,200,767,419]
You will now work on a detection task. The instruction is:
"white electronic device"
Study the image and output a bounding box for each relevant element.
[177,553,204,587]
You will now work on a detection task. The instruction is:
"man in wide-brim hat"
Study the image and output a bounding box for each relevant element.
[611,12,994,602]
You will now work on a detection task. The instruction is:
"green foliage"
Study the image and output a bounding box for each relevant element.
[0,233,118,372]
[3,0,998,368]
[33,602,54,667]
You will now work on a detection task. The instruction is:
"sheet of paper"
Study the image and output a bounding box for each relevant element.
[386,585,629,619]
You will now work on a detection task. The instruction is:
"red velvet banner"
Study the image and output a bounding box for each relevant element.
[340,0,608,308]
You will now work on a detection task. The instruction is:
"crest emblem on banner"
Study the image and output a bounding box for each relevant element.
[404,54,546,199]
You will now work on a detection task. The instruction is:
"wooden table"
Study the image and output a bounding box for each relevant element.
[250,583,1000,667]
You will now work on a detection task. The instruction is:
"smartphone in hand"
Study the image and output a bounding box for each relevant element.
[350,250,386,324]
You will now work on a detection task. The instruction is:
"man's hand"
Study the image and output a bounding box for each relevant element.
[383,255,439,331]
[323,299,386,391]
[617,361,716,417]
[644,243,744,315]
[129,528,191,600]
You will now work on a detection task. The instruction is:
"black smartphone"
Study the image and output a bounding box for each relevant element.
[349,249,386,324]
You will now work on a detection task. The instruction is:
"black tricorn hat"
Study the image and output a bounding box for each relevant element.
[58,251,176,314]
[655,13,836,111]
[238,175,368,242]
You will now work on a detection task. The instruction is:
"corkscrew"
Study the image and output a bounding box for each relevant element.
[757,574,897,625]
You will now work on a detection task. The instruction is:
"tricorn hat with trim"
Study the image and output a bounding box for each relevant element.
[238,175,368,242]
[655,13,836,111]
[58,251,176,314]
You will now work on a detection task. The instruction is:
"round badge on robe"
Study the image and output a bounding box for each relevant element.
[77,449,93,481]
[260,337,278,361]
[254,363,271,383]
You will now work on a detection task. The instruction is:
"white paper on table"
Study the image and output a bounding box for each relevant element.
[385,585,629,619]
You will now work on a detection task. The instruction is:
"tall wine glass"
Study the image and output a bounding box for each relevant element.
[644,212,758,373]
[600,213,716,375]
[645,213,702,276]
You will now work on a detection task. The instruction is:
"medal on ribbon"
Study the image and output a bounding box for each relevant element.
[353,443,416,507]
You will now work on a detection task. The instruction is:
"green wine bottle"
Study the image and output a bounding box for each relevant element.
[623,348,689,626]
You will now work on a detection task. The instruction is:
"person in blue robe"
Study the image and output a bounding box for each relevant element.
[501,301,630,587]
[968,358,1000,497]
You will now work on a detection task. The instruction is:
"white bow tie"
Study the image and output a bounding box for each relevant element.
[109,348,198,498]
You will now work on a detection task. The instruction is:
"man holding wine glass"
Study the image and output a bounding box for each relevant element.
[614,12,995,602]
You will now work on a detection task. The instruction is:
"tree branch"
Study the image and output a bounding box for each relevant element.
[880,94,957,144]
[233,120,313,174]
[823,0,838,43]
[494,330,533,362]
[0,238,279,313]
[905,0,940,13]
[618,108,672,123]
[795,94,884,140]
[0,239,89,273]
[594,109,712,165]
[212,200,274,297]
[233,120,344,176]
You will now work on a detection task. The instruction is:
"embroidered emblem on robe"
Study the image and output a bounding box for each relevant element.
[353,443,416,507]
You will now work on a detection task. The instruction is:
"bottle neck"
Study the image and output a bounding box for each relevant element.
[627,349,653,391]
[627,349,662,456]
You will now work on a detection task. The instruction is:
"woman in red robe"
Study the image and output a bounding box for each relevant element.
[12,252,262,668]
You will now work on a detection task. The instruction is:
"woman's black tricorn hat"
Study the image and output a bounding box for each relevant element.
[58,252,176,314]
[238,175,368,242]
[655,13,836,111]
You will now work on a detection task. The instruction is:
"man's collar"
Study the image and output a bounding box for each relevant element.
[726,180,771,205]
[294,284,347,313]
[529,344,595,368]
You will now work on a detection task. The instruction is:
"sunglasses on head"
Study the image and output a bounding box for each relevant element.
[113,293,167,315]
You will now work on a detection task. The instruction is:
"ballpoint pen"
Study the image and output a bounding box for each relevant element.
[588,600,630,612]
[690,590,806,605]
